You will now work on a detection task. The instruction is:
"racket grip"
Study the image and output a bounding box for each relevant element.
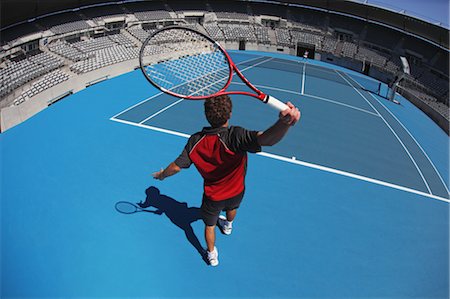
[265,95,289,111]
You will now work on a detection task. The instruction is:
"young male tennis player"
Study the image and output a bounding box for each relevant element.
[152,95,300,266]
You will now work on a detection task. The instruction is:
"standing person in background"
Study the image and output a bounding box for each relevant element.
[303,50,309,60]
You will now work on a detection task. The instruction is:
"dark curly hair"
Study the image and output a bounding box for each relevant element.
[204,95,232,128]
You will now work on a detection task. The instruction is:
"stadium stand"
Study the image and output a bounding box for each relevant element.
[0,0,448,132]
[354,46,388,69]
[48,40,90,62]
[134,10,173,21]
[321,37,339,53]
[290,30,323,48]
[72,36,118,53]
[13,70,70,105]
[69,45,138,74]
[215,12,249,21]
[127,27,153,42]
[218,23,257,42]
[36,11,85,31]
[253,26,271,44]
[0,52,63,98]
[275,28,291,47]
[204,23,225,41]
[49,21,92,35]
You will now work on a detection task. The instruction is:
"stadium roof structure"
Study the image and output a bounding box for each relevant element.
[0,0,448,49]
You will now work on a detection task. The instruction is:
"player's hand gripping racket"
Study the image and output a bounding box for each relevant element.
[139,25,289,111]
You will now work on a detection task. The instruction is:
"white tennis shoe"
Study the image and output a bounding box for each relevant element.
[207,246,219,266]
[217,215,232,235]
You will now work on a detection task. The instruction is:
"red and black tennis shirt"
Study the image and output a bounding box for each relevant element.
[175,126,261,201]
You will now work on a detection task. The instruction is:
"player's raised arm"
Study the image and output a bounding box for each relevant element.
[257,101,300,146]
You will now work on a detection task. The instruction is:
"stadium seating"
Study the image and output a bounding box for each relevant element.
[275,28,291,47]
[48,40,89,61]
[134,10,172,21]
[354,47,388,69]
[341,42,358,58]
[0,52,63,98]
[204,23,225,41]
[218,23,257,42]
[321,37,338,53]
[127,28,154,42]
[215,12,249,21]
[0,1,447,125]
[13,70,70,105]
[290,30,323,47]
[50,21,92,35]
[69,45,138,74]
[253,26,271,44]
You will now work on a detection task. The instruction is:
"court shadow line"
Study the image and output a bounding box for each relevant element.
[120,186,207,264]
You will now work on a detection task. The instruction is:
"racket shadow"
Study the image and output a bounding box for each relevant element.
[136,186,207,264]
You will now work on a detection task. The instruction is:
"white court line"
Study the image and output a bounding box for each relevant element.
[358,79,450,196]
[111,56,265,120]
[301,62,306,95]
[137,57,275,124]
[110,117,190,138]
[336,70,433,195]
[109,117,450,203]
[139,98,185,124]
[302,93,380,117]
[110,91,164,120]
[231,82,380,117]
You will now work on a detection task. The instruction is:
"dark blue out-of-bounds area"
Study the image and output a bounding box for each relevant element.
[2,51,449,298]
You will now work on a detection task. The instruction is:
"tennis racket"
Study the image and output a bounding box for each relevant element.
[115,201,160,214]
[139,25,289,111]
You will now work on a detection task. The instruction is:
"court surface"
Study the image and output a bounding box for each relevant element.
[2,51,449,298]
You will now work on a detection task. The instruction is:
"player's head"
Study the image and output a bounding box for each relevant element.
[204,95,232,128]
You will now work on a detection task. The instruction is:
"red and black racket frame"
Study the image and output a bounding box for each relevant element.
[139,25,270,103]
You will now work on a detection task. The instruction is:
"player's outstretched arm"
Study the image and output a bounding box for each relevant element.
[152,162,181,180]
[257,101,300,146]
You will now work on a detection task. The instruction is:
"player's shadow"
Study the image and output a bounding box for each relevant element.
[137,186,207,264]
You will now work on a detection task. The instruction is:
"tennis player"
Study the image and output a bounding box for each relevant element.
[152,95,300,266]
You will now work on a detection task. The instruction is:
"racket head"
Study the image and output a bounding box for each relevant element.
[115,201,139,214]
[139,26,233,100]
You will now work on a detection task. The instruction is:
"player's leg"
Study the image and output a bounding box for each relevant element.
[204,225,218,266]
[218,192,244,235]
[204,225,216,252]
[226,208,237,222]
[201,196,221,266]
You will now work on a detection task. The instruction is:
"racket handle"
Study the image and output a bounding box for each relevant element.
[265,95,289,111]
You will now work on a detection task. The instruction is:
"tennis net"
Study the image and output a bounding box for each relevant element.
[239,58,382,95]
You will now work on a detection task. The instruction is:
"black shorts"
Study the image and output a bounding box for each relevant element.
[201,191,244,226]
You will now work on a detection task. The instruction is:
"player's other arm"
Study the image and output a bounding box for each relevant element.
[257,101,300,146]
[152,143,192,181]
[152,162,181,180]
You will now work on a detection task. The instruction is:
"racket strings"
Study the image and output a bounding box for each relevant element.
[141,28,231,97]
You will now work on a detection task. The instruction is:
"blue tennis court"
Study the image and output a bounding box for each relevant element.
[2,51,449,298]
